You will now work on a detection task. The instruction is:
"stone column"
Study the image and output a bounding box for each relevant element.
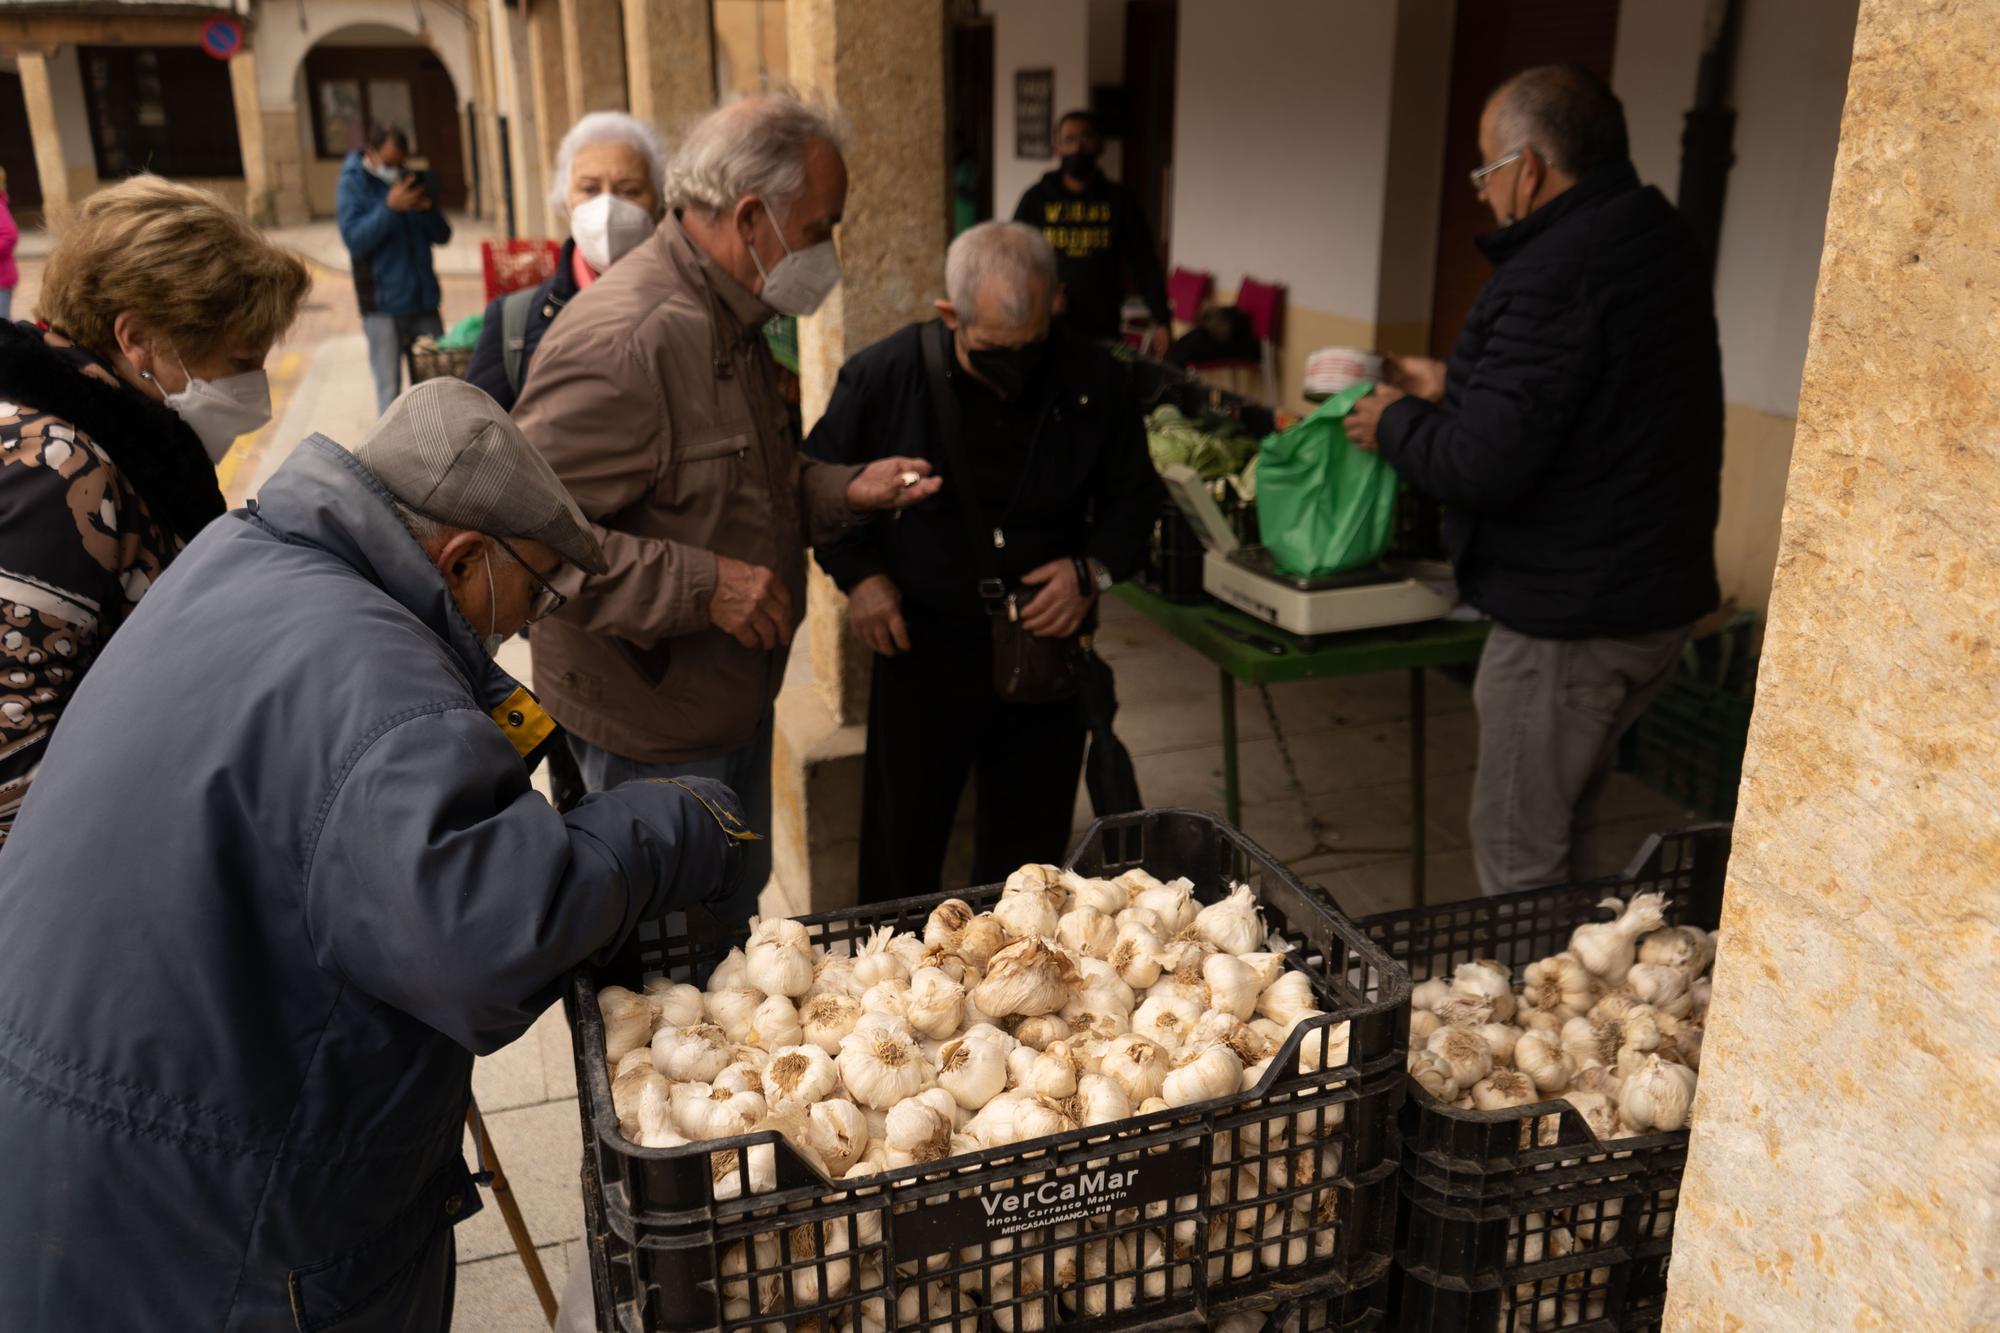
[769,0,949,913]
[492,0,546,238]
[466,0,508,224]
[525,0,572,235]
[623,0,715,139]
[15,50,69,218]
[559,0,629,120]
[226,50,274,224]
[1666,2,2000,1327]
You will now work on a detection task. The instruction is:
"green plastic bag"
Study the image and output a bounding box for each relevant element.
[1254,381,1399,578]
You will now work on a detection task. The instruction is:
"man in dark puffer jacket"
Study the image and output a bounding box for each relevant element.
[1347,66,1722,894]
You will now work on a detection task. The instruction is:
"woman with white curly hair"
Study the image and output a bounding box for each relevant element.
[465,110,669,411]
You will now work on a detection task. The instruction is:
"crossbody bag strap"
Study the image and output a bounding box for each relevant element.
[920,319,1008,609]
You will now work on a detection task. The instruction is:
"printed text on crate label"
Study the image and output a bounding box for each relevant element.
[889,1142,1206,1255]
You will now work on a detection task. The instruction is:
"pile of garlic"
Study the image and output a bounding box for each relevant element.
[1404,892,1713,1140]
[595,864,1355,1329]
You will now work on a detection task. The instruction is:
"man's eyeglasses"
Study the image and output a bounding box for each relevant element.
[493,535,567,624]
[1469,148,1524,194]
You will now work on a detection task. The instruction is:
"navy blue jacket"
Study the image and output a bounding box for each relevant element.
[337,150,451,317]
[1379,160,1722,639]
[0,436,745,1331]
[464,237,583,411]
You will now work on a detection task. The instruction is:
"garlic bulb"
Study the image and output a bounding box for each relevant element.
[1626,961,1692,1015]
[1256,970,1319,1029]
[905,966,967,1040]
[1074,1073,1132,1127]
[642,979,705,1030]
[1098,1034,1170,1103]
[1563,1088,1620,1140]
[837,1026,936,1109]
[1132,993,1202,1051]
[1410,977,1451,1012]
[1057,905,1118,961]
[1296,1017,1348,1074]
[853,925,911,990]
[1520,953,1596,1019]
[762,1043,840,1116]
[614,1063,669,1139]
[1108,921,1165,990]
[599,985,656,1063]
[1012,1013,1072,1050]
[745,994,802,1051]
[1012,1093,1079,1142]
[1636,925,1702,970]
[1473,1022,1520,1064]
[1589,988,1639,1023]
[1426,1025,1493,1088]
[1202,953,1262,1021]
[653,1022,733,1083]
[1519,1008,1563,1036]
[952,914,1011,968]
[1067,957,1137,1016]
[884,1087,959,1166]
[1470,1069,1539,1110]
[803,1098,868,1176]
[1433,994,1496,1028]
[1408,1009,1442,1044]
[1116,905,1168,937]
[1130,875,1199,935]
[1567,892,1667,985]
[705,986,764,1044]
[1407,1048,1458,1102]
[743,916,816,998]
[1005,863,1063,894]
[1022,1040,1083,1098]
[1618,1054,1697,1132]
[810,948,861,999]
[675,1081,767,1140]
[1060,870,1127,917]
[860,978,912,1025]
[711,1062,763,1097]
[1451,959,1516,1023]
[1674,1020,1704,1070]
[637,1079,686,1148]
[707,947,749,994]
[937,1031,1011,1110]
[993,881,1063,941]
[1189,1009,1274,1067]
[1060,1006,1131,1046]
[970,937,1077,1018]
[1162,1044,1243,1107]
[925,898,975,946]
[1511,1030,1576,1092]
[777,1217,855,1304]
[799,991,862,1055]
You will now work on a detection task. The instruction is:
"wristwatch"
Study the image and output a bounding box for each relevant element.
[1075,557,1115,595]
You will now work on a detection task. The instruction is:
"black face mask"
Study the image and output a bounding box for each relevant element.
[964,338,1047,400]
[1060,151,1099,181]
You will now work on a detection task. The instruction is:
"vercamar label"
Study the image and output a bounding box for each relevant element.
[888,1141,1207,1256]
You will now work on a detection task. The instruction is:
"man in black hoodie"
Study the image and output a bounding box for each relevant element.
[1346,66,1723,895]
[1013,109,1173,356]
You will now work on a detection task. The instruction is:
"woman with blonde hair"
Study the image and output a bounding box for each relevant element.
[0,174,308,835]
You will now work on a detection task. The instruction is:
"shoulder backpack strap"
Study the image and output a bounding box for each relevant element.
[919,320,1007,609]
[500,287,537,395]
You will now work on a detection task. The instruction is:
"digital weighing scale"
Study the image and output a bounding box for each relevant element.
[1160,465,1459,639]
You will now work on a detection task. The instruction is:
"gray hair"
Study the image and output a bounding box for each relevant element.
[664,92,847,218]
[390,500,456,548]
[946,222,1058,328]
[546,111,671,218]
[1488,65,1629,178]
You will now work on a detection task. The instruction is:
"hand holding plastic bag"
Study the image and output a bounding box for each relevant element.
[1254,381,1400,578]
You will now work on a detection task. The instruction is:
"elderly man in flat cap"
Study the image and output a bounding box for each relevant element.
[0,379,752,1333]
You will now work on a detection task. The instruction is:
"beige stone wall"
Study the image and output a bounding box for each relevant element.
[1665,2,2000,1328]
[560,0,629,119]
[624,0,716,142]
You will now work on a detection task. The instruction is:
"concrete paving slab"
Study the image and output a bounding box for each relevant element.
[458,1100,588,1262]
[452,1242,569,1333]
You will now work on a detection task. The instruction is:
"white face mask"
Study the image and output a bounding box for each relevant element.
[150,352,272,464]
[747,204,842,317]
[571,193,655,274]
[368,157,403,186]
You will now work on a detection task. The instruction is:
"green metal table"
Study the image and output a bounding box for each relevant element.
[1112,583,1491,905]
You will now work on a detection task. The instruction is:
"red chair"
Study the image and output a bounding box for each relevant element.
[1186,276,1287,403]
[481,238,563,303]
[1167,266,1213,325]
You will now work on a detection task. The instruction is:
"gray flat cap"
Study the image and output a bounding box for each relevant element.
[355,379,607,575]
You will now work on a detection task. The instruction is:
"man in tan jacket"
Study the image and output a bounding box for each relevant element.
[514,94,937,923]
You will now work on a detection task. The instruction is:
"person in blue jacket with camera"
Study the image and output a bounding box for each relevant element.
[338,123,453,414]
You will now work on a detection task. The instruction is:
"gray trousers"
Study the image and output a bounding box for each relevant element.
[1470,622,1691,895]
[362,309,443,415]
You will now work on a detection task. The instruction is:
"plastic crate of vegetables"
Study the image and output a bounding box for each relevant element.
[1354,825,1730,1333]
[565,809,1411,1332]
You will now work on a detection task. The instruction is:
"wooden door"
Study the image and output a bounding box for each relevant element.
[412,55,466,211]
[0,72,42,215]
[1425,0,1622,360]
[1121,0,1179,262]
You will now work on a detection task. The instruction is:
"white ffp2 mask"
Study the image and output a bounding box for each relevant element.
[158,354,272,463]
[749,207,842,317]
[570,194,655,274]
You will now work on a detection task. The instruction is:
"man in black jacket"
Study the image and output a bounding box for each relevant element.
[1347,66,1723,894]
[1014,110,1173,356]
[807,221,1162,900]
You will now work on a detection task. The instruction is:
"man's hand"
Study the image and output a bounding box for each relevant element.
[1018,559,1093,639]
[1144,325,1172,360]
[847,456,943,513]
[1344,384,1407,454]
[709,555,793,649]
[1385,354,1446,404]
[386,177,425,213]
[847,574,910,657]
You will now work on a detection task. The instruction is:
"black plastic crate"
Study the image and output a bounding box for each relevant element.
[1357,826,1730,1333]
[1145,495,1259,603]
[567,809,1412,1332]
